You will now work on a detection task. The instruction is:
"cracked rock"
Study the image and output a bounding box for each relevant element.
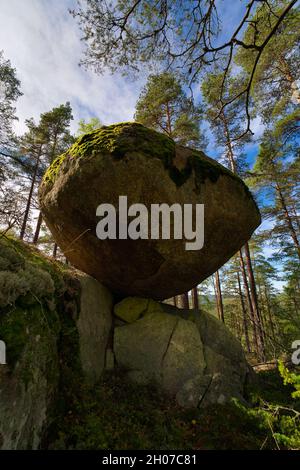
[113,298,253,407]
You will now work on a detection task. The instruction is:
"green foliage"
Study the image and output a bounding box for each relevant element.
[0,235,83,405]
[249,367,300,449]
[135,72,205,148]
[47,371,191,450]
[279,361,300,399]
[0,50,22,146]
[201,72,251,173]
[46,368,300,450]
[249,112,299,261]
[236,2,300,120]
[0,237,56,308]
[0,267,54,308]
[5,102,75,240]
[19,102,74,174]
[71,0,298,132]
[0,237,66,370]
[77,117,102,136]
[39,102,75,164]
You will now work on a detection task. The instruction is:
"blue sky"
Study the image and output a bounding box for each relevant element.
[0,0,286,288]
[0,0,143,134]
[0,0,262,139]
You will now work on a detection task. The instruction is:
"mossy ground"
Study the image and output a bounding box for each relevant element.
[0,237,59,370]
[45,368,300,450]
[0,236,83,407]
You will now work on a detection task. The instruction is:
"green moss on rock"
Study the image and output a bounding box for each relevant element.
[0,236,114,449]
[114,297,165,323]
[42,122,248,193]
[0,236,77,370]
[44,122,175,184]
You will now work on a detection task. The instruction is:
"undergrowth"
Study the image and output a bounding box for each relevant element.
[46,366,300,450]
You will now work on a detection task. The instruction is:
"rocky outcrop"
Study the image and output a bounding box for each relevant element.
[0,237,112,449]
[113,298,251,408]
[39,122,260,300]
[75,272,112,385]
[0,237,254,448]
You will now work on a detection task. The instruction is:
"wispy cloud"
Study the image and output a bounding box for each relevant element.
[0,0,144,134]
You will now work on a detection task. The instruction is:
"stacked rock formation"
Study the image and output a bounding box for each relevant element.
[113,297,252,408]
[35,122,260,415]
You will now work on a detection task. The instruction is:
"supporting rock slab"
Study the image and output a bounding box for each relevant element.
[113,298,252,408]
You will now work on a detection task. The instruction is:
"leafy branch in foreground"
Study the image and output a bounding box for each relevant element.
[70,0,298,139]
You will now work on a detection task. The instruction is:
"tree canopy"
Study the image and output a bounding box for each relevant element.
[135,72,205,147]
[77,117,102,136]
[71,0,298,137]
[0,50,22,148]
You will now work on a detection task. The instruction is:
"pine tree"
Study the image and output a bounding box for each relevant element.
[135,71,205,308]
[235,2,300,121]
[32,103,74,245]
[77,117,102,136]
[71,0,297,134]
[202,72,266,360]
[249,112,300,260]
[18,103,74,241]
[135,72,205,148]
[0,51,23,234]
[0,50,22,148]
[19,118,46,240]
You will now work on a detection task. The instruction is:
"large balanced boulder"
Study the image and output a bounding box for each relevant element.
[39,122,260,300]
[113,298,252,408]
[0,237,112,449]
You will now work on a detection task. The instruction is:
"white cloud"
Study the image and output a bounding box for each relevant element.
[249,116,265,139]
[0,0,146,134]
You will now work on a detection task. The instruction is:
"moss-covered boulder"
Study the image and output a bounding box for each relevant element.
[0,237,112,449]
[39,122,260,299]
[114,297,163,323]
[113,297,252,408]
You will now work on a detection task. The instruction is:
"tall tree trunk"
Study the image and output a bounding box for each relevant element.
[239,250,259,356]
[244,242,266,361]
[30,134,58,245]
[263,283,276,344]
[257,282,267,342]
[181,292,189,309]
[212,276,221,320]
[215,270,225,323]
[220,110,266,358]
[291,204,300,233]
[191,286,199,310]
[233,307,242,341]
[221,110,237,174]
[52,243,58,259]
[237,272,251,353]
[166,102,173,138]
[279,56,300,104]
[20,147,42,240]
[33,211,43,244]
[275,182,300,259]
[221,111,265,358]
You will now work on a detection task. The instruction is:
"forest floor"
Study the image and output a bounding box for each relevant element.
[46,367,300,450]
